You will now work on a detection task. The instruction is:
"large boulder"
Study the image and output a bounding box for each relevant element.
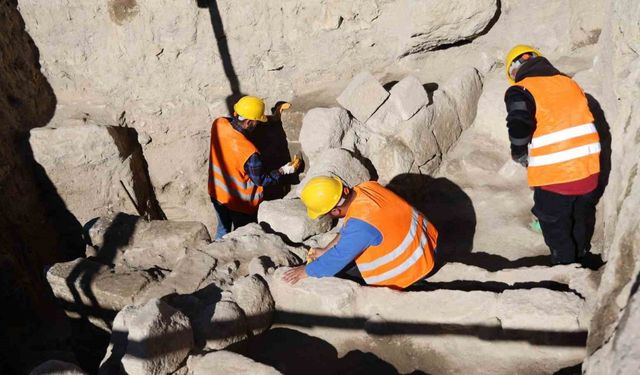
[29,124,162,225]
[135,250,218,304]
[86,213,211,271]
[299,107,351,160]
[257,199,332,243]
[381,0,498,56]
[203,224,304,276]
[106,299,194,375]
[231,275,275,336]
[365,137,414,184]
[187,351,282,375]
[193,299,248,350]
[46,258,157,313]
[296,148,371,195]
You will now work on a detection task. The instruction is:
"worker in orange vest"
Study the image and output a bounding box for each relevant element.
[504,45,601,265]
[283,176,439,289]
[209,96,300,239]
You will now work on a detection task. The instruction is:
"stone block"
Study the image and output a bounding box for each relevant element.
[29,124,162,225]
[296,148,371,196]
[231,275,275,335]
[389,75,429,120]
[299,107,351,159]
[193,300,248,350]
[112,299,194,375]
[86,213,211,271]
[336,71,389,122]
[258,198,332,243]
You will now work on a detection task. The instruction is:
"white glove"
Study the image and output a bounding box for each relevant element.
[279,163,296,175]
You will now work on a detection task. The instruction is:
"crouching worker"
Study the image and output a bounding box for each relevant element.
[282,176,438,289]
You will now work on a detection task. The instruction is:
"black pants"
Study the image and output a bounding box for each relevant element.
[532,188,599,265]
[211,198,257,239]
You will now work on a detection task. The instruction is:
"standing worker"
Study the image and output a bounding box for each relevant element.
[283,176,439,289]
[504,45,601,265]
[209,96,300,239]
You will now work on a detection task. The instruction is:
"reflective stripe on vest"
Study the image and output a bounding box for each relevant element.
[210,164,263,203]
[515,75,600,186]
[346,182,438,289]
[361,211,430,285]
[208,117,264,214]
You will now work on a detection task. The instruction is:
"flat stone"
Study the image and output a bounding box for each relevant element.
[336,71,389,122]
[389,75,429,120]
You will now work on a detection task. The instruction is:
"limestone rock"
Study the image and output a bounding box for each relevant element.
[231,275,275,335]
[296,148,371,195]
[135,250,217,304]
[397,107,439,167]
[193,300,248,350]
[391,0,498,56]
[86,213,211,270]
[364,98,403,136]
[389,75,429,120]
[29,124,162,225]
[497,289,584,331]
[203,224,304,276]
[429,91,462,154]
[258,198,332,243]
[299,107,350,159]
[187,351,282,375]
[336,71,389,122]
[46,258,156,312]
[366,137,414,184]
[248,256,276,277]
[119,299,193,375]
[29,360,86,375]
[441,67,484,129]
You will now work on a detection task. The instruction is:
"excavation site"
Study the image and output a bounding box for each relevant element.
[1,0,639,374]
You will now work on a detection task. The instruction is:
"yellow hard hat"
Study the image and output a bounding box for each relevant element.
[300,176,343,219]
[234,96,268,122]
[505,45,543,84]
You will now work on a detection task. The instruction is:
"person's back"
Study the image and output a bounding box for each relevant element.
[504,45,601,265]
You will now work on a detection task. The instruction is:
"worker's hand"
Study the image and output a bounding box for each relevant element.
[282,266,308,285]
[308,247,327,261]
[279,155,302,175]
[511,152,529,167]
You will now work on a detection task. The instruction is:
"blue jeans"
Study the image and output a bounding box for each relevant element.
[211,199,257,239]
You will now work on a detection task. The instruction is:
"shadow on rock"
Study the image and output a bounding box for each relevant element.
[232,327,427,375]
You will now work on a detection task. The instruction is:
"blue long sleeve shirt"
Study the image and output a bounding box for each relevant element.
[306,218,382,277]
[230,117,282,187]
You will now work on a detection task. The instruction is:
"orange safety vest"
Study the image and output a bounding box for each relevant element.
[208,117,264,214]
[515,75,600,187]
[344,182,438,289]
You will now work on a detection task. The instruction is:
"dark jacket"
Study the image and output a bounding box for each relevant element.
[504,57,563,157]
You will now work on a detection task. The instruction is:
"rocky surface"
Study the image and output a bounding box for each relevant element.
[5,0,640,374]
[187,351,282,375]
[266,269,587,374]
[86,213,211,271]
[102,299,193,375]
[30,124,163,226]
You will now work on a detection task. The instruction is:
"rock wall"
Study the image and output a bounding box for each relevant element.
[0,0,72,372]
[17,0,499,231]
[583,0,640,372]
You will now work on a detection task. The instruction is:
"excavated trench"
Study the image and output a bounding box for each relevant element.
[3,1,640,374]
